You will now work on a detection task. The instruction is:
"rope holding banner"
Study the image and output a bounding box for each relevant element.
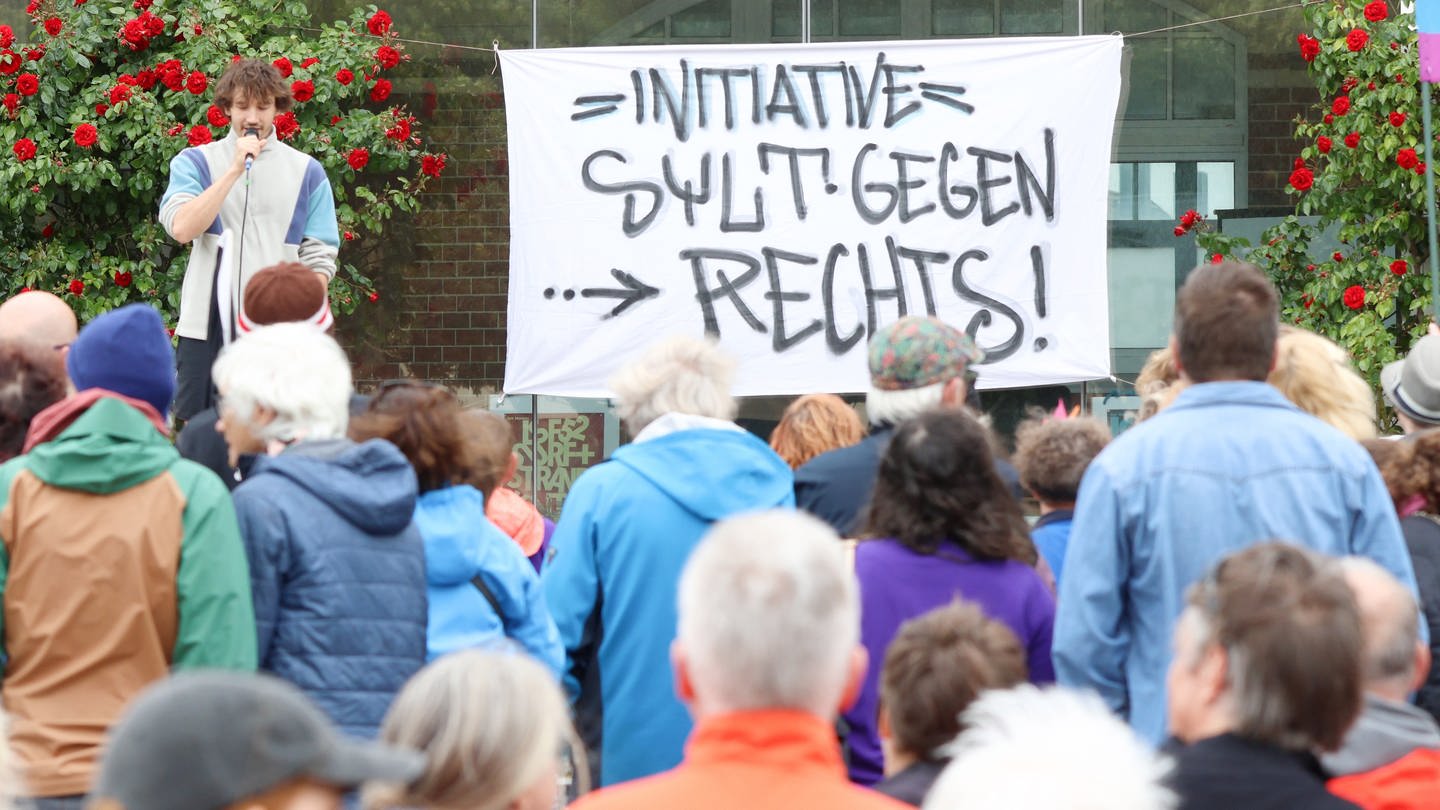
[492,40,501,76]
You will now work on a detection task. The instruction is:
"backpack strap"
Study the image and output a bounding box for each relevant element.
[470,574,506,628]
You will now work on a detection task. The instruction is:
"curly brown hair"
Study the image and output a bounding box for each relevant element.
[0,340,67,462]
[1013,416,1111,505]
[1363,434,1440,512]
[349,381,472,493]
[769,393,864,469]
[214,58,293,112]
[863,409,1036,564]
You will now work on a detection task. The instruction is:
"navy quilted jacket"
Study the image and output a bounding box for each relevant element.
[232,438,428,738]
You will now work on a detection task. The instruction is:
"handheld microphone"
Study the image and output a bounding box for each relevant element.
[244,127,258,173]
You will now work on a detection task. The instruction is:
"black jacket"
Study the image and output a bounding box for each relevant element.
[1165,734,1359,810]
[1400,513,1440,723]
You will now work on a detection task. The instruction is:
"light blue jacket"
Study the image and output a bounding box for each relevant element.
[543,426,794,787]
[414,485,563,677]
[1054,381,1420,745]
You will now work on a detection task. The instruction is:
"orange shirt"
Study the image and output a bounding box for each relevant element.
[1328,748,1440,810]
[572,710,911,810]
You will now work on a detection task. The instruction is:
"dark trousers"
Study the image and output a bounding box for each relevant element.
[27,795,86,810]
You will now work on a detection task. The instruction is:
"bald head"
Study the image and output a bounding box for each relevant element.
[1339,557,1424,698]
[0,292,78,351]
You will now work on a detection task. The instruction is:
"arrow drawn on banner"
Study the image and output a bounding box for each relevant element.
[580,269,661,318]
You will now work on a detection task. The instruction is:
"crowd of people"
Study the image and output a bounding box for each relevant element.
[0,52,1437,810]
[0,254,1437,810]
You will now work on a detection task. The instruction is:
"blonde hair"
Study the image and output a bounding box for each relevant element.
[1135,345,1185,422]
[609,336,737,433]
[363,651,584,810]
[1268,326,1377,440]
[769,394,865,468]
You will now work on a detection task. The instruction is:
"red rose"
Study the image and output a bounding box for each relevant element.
[1317,135,1332,153]
[1398,148,1420,169]
[1297,33,1320,63]
[117,73,138,86]
[1419,163,1430,176]
[109,84,131,105]
[421,153,446,177]
[1391,259,1408,276]
[1210,254,1223,264]
[1292,157,1305,170]
[25,46,44,62]
[0,25,12,49]
[136,68,157,89]
[43,17,61,36]
[1390,111,1407,127]
[206,104,228,127]
[187,124,212,146]
[335,68,353,85]
[144,12,163,35]
[1341,77,1360,93]
[114,271,132,287]
[1289,167,1314,191]
[15,73,38,96]
[273,110,298,140]
[1344,131,1360,148]
[1347,29,1368,52]
[1343,285,1366,310]
[367,291,380,303]
[1334,251,1345,262]
[343,230,355,241]
[369,78,391,102]
[166,123,182,136]
[93,102,107,116]
[73,122,97,147]
[24,0,37,14]
[1179,209,1198,227]
[385,115,411,141]
[273,56,292,77]
[186,70,207,94]
[12,137,34,161]
[1368,82,1377,90]
[120,18,149,49]
[367,10,392,36]
[347,147,369,170]
[3,93,18,114]
[68,279,83,296]
[1333,96,1350,116]
[0,51,15,76]
[290,79,314,102]
[300,57,319,68]
[1364,1,1388,21]
[376,45,400,69]
[40,223,52,238]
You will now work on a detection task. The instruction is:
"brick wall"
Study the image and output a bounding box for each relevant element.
[1248,56,1316,208]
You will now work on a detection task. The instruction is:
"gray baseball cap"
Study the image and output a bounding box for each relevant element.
[1382,334,1440,427]
[93,672,425,810]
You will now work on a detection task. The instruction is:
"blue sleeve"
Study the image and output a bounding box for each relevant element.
[233,487,289,668]
[305,164,340,247]
[160,148,206,209]
[541,475,604,702]
[1053,462,1131,717]
[1352,467,1429,643]
[480,531,565,680]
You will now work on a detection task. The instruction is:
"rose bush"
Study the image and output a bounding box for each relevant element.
[0,0,449,325]
[1187,0,1433,418]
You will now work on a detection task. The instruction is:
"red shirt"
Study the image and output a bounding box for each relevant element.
[572,710,910,810]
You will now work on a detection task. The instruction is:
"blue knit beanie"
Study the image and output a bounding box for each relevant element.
[67,303,176,418]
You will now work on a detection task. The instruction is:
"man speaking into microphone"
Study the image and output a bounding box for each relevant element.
[159,58,340,422]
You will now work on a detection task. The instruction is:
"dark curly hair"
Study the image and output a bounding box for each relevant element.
[1013,416,1111,504]
[863,409,1036,564]
[0,341,67,463]
[349,381,472,493]
[1363,433,1440,512]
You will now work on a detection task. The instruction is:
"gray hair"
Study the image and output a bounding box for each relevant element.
[924,686,1175,810]
[864,381,946,427]
[677,510,858,716]
[609,336,737,434]
[1339,557,1421,689]
[211,323,352,444]
[364,650,581,810]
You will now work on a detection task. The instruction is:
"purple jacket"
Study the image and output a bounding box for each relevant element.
[844,538,1056,785]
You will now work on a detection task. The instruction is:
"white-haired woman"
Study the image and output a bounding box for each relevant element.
[364,650,584,810]
[542,336,795,788]
[211,323,428,739]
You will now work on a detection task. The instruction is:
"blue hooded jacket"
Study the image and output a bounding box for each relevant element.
[542,427,795,787]
[232,439,428,739]
[415,484,564,676]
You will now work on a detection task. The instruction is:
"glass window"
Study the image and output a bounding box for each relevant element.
[1197,161,1236,218]
[836,0,900,36]
[933,0,995,36]
[1001,0,1064,34]
[672,0,733,38]
[1103,0,1165,33]
[1173,37,1236,120]
[1109,163,1178,221]
[1125,37,1169,120]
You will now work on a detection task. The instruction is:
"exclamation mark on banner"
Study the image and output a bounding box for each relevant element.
[1031,244,1050,352]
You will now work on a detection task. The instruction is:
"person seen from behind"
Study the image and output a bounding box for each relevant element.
[769,393,865,469]
[1012,415,1110,586]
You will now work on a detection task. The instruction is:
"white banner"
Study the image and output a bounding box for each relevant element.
[501,37,1123,397]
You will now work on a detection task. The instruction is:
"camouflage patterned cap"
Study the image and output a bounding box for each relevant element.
[867,316,984,391]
